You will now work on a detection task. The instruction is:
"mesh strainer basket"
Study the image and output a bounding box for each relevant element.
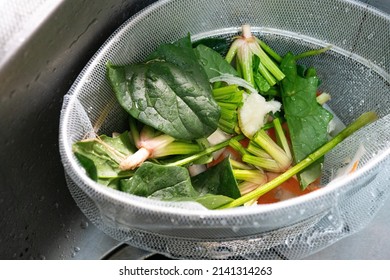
[59,0,390,259]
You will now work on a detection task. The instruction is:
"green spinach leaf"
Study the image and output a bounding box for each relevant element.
[280,52,333,189]
[192,37,230,55]
[192,194,234,209]
[120,160,240,209]
[194,44,238,79]
[172,33,193,49]
[72,131,135,189]
[120,162,197,198]
[107,39,220,141]
[191,157,241,199]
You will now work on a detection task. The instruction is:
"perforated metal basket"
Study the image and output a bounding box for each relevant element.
[59,0,390,259]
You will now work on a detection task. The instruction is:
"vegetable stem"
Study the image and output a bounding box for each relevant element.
[166,134,245,166]
[229,138,249,156]
[218,111,378,209]
[249,42,285,81]
[233,169,267,184]
[294,45,332,61]
[237,43,254,86]
[152,142,202,158]
[225,40,241,64]
[273,118,291,159]
[256,38,282,63]
[258,62,277,86]
[252,129,292,170]
[247,141,273,159]
[242,154,284,172]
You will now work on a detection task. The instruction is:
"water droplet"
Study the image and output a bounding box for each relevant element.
[80,221,89,229]
[284,236,295,248]
[231,226,240,232]
[367,32,374,40]
[199,58,208,66]
[74,246,80,252]
[187,87,195,93]
[39,254,46,260]
[149,73,159,82]
[136,99,147,110]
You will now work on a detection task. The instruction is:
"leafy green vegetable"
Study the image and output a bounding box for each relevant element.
[280,52,333,189]
[107,37,220,141]
[191,157,241,199]
[120,162,197,198]
[72,132,135,188]
[194,44,238,79]
[120,160,239,209]
[173,33,193,49]
[192,194,234,210]
[192,37,230,55]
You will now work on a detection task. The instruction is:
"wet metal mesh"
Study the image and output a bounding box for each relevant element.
[59,0,390,259]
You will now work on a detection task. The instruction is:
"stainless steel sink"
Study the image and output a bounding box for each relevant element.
[1,0,389,260]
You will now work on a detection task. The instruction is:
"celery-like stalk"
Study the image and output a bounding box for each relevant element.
[229,138,249,156]
[233,169,267,184]
[258,62,277,86]
[166,134,245,167]
[273,118,292,160]
[237,43,255,86]
[212,84,239,97]
[229,159,253,170]
[212,84,243,134]
[252,130,292,171]
[242,154,284,172]
[152,142,203,158]
[225,25,285,86]
[218,111,378,209]
[256,38,282,63]
[239,181,263,195]
[247,141,272,159]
